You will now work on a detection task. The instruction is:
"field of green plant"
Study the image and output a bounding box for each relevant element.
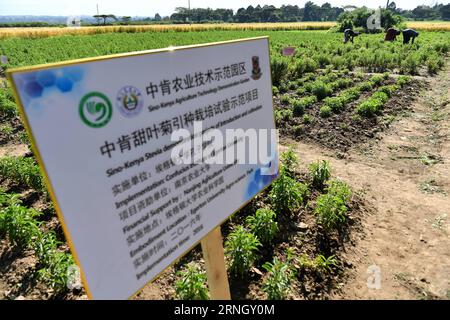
[0,30,449,300]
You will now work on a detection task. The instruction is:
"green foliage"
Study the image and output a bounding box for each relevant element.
[0,190,73,291]
[314,193,348,231]
[292,96,317,116]
[326,179,352,203]
[298,254,338,273]
[310,81,333,100]
[303,114,313,124]
[269,170,308,214]
[357,81,373,92]
[0,87,18,119]
[37,248,75,290]
[396,75,411,87]
[262,256,295,300]
[0,191,41,247]
[369,74,384,86]
[246,208,278,244]
[274,108,293,124]
[309,160,331,188]
[355,95,385,117]
[319,105,332,118]
[225,226,261,278]
[280,147,299,176]
[272,86,279,95]
[314,179,352,232]
[377,85,399,97]
[175,262,209,300]
[323,97,344,113]
[0,156,45,192]
[290,57,319,78]
[371,91,389,104]
[291,99,305,116]
[271,56,289,87]
[280,94,290,105]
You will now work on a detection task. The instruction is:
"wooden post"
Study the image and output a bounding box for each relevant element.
[201,226,231,300]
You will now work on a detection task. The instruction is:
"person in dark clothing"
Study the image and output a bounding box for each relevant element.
[343,29,360,44]
[385,28,401,41]
[402,29,419,44]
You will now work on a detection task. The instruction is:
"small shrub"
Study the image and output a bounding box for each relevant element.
[298,254,337,273]
[175,262,209,300]
[246,208,278,244]
[396,75,411,87]
[357,81,373,92]
[309,160,331,188]
[303,114,313,124]
[262,257,295,300]
[326,179,352,203]
[311,81,333,100]
[371,91,389,104]
[355,98,383,117]
[272,86,279,96]
[0,192,41,247]
[315,193,348,232]
[225,226,261,278]
[377,85,399,97]
[291,57,319,78]
[274,109,293,123]
[323,97,344,113]
[280,147,299,176]
[270,171,308,214]
[280,95,290,105]
[271,56,289,87]
[291,99,305,116]
[369,74,384,86]
[319,105,332,118]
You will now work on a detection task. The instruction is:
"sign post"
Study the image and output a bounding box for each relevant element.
[201,227,231,300]
[8,37,278,299]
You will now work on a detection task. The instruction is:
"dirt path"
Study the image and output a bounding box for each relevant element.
[282,63,450,300]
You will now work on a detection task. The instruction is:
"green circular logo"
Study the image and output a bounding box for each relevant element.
[79,92,113,128]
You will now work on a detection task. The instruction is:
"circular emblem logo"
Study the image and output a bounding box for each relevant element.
[116,86,144,118]
[79,92,113,128]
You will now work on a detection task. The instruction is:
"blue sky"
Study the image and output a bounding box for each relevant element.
[0,0,443,17]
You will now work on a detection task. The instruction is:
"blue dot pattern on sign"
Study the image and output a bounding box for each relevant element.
[17,67,84,99]
[37,71,56,87]
[246,160,279,198]
[62,67,83,82]
[25,81,43,98]
[56,76,73,92]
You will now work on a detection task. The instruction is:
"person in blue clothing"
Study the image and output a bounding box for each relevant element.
[343,29,360,44]
[402,29,419,44]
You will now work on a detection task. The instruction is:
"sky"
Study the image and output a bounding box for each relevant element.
[0,0,443,17]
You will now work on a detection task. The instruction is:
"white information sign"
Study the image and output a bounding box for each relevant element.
[8,37,279,299]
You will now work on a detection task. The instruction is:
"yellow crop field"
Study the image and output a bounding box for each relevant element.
[0,22,337,39]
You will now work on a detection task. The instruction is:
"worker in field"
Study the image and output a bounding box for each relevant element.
[402,29,419,44]
[385,27,401,41]
[343,29,360,44]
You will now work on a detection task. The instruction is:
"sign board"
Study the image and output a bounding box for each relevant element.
[0,55,8,65]
[282,47,296,56]
[8,37,279,300]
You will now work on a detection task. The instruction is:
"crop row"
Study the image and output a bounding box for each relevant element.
[0,190,73,291]
[175,149,352,300]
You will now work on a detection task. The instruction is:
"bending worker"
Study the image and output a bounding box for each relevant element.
[402,29,419,44]
[385,27,401,41]
[343,29,359,44]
